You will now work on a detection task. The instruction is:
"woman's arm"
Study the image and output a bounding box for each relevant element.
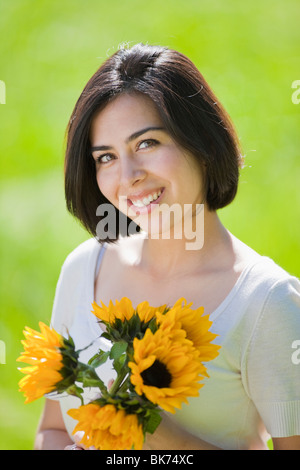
[272,436,300,450]
[143,412,221,450]
[34,399,75,450]
[144,414,300,450]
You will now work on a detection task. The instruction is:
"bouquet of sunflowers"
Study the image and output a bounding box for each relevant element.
[17,297,220,450]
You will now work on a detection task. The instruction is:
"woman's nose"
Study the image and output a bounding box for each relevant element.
[119,154,147,189]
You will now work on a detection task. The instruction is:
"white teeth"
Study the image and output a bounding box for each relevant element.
[132,200,145,207]
[131,190,162,207]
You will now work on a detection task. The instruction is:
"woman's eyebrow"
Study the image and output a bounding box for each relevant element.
[90,126,165,152]
[125,126,165,143]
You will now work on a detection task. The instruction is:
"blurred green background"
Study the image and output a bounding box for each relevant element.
[0,0,299,450]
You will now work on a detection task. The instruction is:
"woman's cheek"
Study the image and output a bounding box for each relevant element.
[97,172,112,200]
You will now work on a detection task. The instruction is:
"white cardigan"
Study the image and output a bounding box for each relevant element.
[49,238,300,450]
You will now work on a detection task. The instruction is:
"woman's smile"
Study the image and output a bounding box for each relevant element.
[127,187,165,214]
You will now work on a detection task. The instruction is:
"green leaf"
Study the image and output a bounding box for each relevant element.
[66,384,83,397]
[113,354,126,375]
[101,332,112,341]
[82,377,105,388]
[88,350,110,368]
[147,317,158,334]
[144,410,162,434]
[128,313,141,337]
[110,341,128,361]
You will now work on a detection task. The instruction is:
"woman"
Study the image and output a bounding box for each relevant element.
[35,43,300,450]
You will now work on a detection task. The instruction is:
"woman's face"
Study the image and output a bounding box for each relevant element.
[90,93,204,237]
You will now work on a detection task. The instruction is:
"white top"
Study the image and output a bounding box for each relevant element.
[49,237,300,450]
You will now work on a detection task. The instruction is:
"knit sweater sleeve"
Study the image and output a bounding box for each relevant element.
[245,276,300,437]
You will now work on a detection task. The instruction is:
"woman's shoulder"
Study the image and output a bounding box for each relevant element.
[61,237,101,271]
[247,254,299,292]
[54,238,102,292]
[61,234,146,276]
[238,253,300,326]
[51,238,102,334]
[232,234,299,288]
[230,236,300,321]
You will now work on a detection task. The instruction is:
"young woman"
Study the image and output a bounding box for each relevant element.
[35,43,300,450]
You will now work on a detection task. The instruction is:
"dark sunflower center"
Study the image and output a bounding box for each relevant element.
[141,359,172,388]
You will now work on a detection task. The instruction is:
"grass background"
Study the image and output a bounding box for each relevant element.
[0,0,299,450]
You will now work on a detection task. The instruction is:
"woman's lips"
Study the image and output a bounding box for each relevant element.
[127,188,165,214]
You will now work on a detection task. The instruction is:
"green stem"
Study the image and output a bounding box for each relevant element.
[77,362,108,396]
[109,366,129,396]
[118,377,130,394]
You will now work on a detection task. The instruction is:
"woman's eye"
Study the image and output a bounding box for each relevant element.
[138,139,159,150]
[96,154,113,164]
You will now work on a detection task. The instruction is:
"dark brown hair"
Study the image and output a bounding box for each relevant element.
[64,43,242,241]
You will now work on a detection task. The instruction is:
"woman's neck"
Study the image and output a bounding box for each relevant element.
[140,209,234,280]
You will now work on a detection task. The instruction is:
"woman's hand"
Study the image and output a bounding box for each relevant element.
[64,431,84,450]
[64,380,117,450]
[64,431,96,450]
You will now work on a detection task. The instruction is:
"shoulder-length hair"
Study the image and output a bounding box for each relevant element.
[64,43,242,242]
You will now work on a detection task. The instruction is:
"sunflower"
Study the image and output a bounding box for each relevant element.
[17,322,78,403]
[136,300,168,323]
[91,297,167,343]
[91,297,166,324]
[156,298,220,363]
[92,297,135,324]
[67,402,144,450]
[128,328,205,414]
